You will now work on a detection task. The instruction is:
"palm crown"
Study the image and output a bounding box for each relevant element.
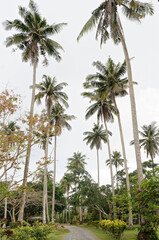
[4,0,67,64]
[35,75,68,118]
[77,0,153,45]
[83,123,108,150]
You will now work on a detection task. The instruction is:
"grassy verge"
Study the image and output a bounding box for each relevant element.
[82,225,159,240]
[48,228,69,240]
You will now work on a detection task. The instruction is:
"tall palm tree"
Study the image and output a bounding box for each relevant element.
[60,173,72,223]
[34,114,54,224]
[4,1,67,223]
[67,151,87,223]
[35,75,69,223]
[82,91,116,199]
[106,151,123,188]
[83,123,107,187]
[131,122,159,175]
[67,152,86,174]
[85,58,133,227]
[51,104,75,221]
[77,0,153,187]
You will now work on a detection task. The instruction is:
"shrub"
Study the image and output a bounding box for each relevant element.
[8,222,55,240]
[31,222,55,240]
[99,219,127,240]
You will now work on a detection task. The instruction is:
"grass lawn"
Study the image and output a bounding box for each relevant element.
[82,225,159,240]
[48,228,69,240]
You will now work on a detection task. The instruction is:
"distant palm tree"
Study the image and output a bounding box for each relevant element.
[35,75,68,223]
[4,0,67,223]
[131,122,159,175]
[60,173,72,223]
[77,0,153,187]
[67,152,86,174]
[51,104,75,221]
[67,152,87,223]
[82,90,116,200]
[85,58,133,227]
[106,151,123,188]
[83,123,107,187]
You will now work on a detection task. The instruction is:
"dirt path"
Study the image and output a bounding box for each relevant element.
[63,225,97,240]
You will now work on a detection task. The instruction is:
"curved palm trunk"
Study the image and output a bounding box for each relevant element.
[52,134,57,221]
[18,43,37,224]
[113,97,133,228]
[117,24,143,186]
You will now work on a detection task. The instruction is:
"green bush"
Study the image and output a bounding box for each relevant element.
[9,226,33,240]
[8,222,55,240]
[31,222,55,240]
[99,219,127,240]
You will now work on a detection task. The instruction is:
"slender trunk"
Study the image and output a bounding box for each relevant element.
[97,149,102,220]
[18,43,37,223]
[150,154,155,176]
[12,207,16,223]
[4,164,7,220]
[116,166,118,189]
[68,203,70,224]
[97,149,100,187]
[79,197,82,224]
[43,129,49,224]
[104,121,116,219]
[113,97,133,228]
[46,186,50,222]
[117,24,143,186]
[104,121,114,196]
[65,207,67,223]
[52,134,57,221]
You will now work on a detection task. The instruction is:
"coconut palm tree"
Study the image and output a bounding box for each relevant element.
[35,75,69,223]
[50,104,75,221]
[85,58,133,227]
[131,122,159,175]
[60,173,72,223]
[82,91,116,198]
[83,123,107,187]
[106,151,124,188]
[67,152,86,174]
[4,1,67,223]
[67,152,87,223]
[77,0,153,187]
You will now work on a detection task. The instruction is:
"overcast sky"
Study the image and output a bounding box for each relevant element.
[0,0,159,186]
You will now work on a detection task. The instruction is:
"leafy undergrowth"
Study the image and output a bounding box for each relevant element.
[48,228,69,240]
[81,225,159,240]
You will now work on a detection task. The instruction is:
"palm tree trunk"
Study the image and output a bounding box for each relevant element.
[52,134,57,221]
[113,97,133,228]
[104,121,114,196]
[97,149,100,187]
[104,121,116,219]
[115,166,118,189]
[18,42,37,224]
[4,164,7,227]
[43,130,49,224]
[150,154,155,176]
[117,24,143,186]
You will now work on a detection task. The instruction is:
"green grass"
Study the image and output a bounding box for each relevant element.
[82,225,159,240]
[48,228,69,240]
